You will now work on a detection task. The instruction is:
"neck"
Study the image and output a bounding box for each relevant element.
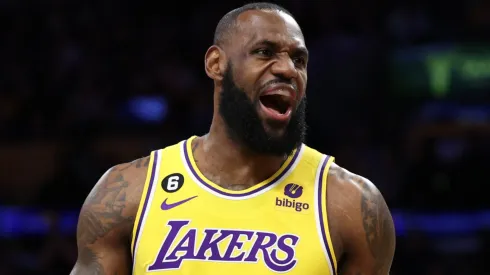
[192,116,288,190]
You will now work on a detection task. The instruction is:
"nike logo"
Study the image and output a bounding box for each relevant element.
[161,196,198,210]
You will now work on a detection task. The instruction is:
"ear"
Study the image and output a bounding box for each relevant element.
[204,45,226,81]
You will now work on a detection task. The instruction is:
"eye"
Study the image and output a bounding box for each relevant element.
[293,56,307,67]
[254,48,274,57]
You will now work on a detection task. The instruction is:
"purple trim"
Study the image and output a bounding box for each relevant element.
[132,150,159,261]
[317,156,336,274]
[183,139,301,198]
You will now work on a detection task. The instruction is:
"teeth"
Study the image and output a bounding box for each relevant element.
[264,89,290,97]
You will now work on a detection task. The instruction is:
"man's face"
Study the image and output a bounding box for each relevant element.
[218,10,308,156]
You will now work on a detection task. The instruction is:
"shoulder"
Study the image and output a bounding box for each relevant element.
[327,162,378,203]
[326,163,395,264]
[77,155,152,246]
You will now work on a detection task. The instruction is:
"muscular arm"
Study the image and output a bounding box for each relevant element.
[70,156,150,275]
[328,164,396,275]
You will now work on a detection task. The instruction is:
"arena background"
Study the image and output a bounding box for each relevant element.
[1,0,490,274]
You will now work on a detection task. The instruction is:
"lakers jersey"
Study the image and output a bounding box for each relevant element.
[131,136,337,275]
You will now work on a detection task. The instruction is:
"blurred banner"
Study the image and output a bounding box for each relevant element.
[391,43,490,98]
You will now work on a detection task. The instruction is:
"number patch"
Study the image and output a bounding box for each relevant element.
[161,173,185,193]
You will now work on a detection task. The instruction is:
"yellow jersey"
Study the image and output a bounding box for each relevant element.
[131,136,337,275]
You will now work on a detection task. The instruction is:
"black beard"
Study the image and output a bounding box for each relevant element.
[218,63,307,156]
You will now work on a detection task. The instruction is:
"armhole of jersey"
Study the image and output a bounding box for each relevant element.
[315,155,337,275]
[130,150,159,258]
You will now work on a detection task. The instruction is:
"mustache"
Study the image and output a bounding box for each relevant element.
[258,79,299,94]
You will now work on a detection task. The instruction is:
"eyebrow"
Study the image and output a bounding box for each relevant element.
[252,39,309,58]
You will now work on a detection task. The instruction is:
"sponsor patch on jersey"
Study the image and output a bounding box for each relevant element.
[275,183,310,213]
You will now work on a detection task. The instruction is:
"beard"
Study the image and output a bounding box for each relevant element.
[218,63,307,157]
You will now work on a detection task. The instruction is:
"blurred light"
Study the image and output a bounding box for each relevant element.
[392,43,490,98]
[1,207,490,237]
[0,207,49,237]
[419,102,490,124]
[128,96,169,123]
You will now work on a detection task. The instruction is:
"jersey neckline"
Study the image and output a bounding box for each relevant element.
[181,136,304,200]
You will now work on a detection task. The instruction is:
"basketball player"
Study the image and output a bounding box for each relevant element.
[70,2,395,275]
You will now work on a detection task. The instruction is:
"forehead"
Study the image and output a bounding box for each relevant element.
[234,10,305,48]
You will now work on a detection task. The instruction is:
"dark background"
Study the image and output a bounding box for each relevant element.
[1,0,490,274]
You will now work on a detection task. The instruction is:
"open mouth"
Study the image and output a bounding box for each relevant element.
[259,94,292,115]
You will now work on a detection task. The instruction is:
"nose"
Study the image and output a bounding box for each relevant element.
[270,54,298,80]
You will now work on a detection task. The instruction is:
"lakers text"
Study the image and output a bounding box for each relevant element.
[148,220,300,273]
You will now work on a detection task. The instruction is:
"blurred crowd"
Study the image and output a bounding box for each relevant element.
[1,0,489,274]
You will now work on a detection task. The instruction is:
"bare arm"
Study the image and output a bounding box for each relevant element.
[328,164,396,275]
[70,156,149,275]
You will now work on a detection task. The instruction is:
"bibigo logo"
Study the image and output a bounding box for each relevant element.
[275,183,309,212]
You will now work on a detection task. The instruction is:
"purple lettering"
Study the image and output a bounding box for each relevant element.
[270,235,299,271]
[222,230,254,261]
[195,229,227,260]
[148,220,299,273]
[148,220,191,270]
[165,229,196,260]
[244,232,277,262]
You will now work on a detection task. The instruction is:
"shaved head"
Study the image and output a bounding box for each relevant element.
[213,2,298,46]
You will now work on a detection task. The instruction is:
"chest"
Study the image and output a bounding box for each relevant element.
[133,184,329,274]
[130,144,336,274]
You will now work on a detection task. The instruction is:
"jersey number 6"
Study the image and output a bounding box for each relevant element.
[161,173,184,193]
